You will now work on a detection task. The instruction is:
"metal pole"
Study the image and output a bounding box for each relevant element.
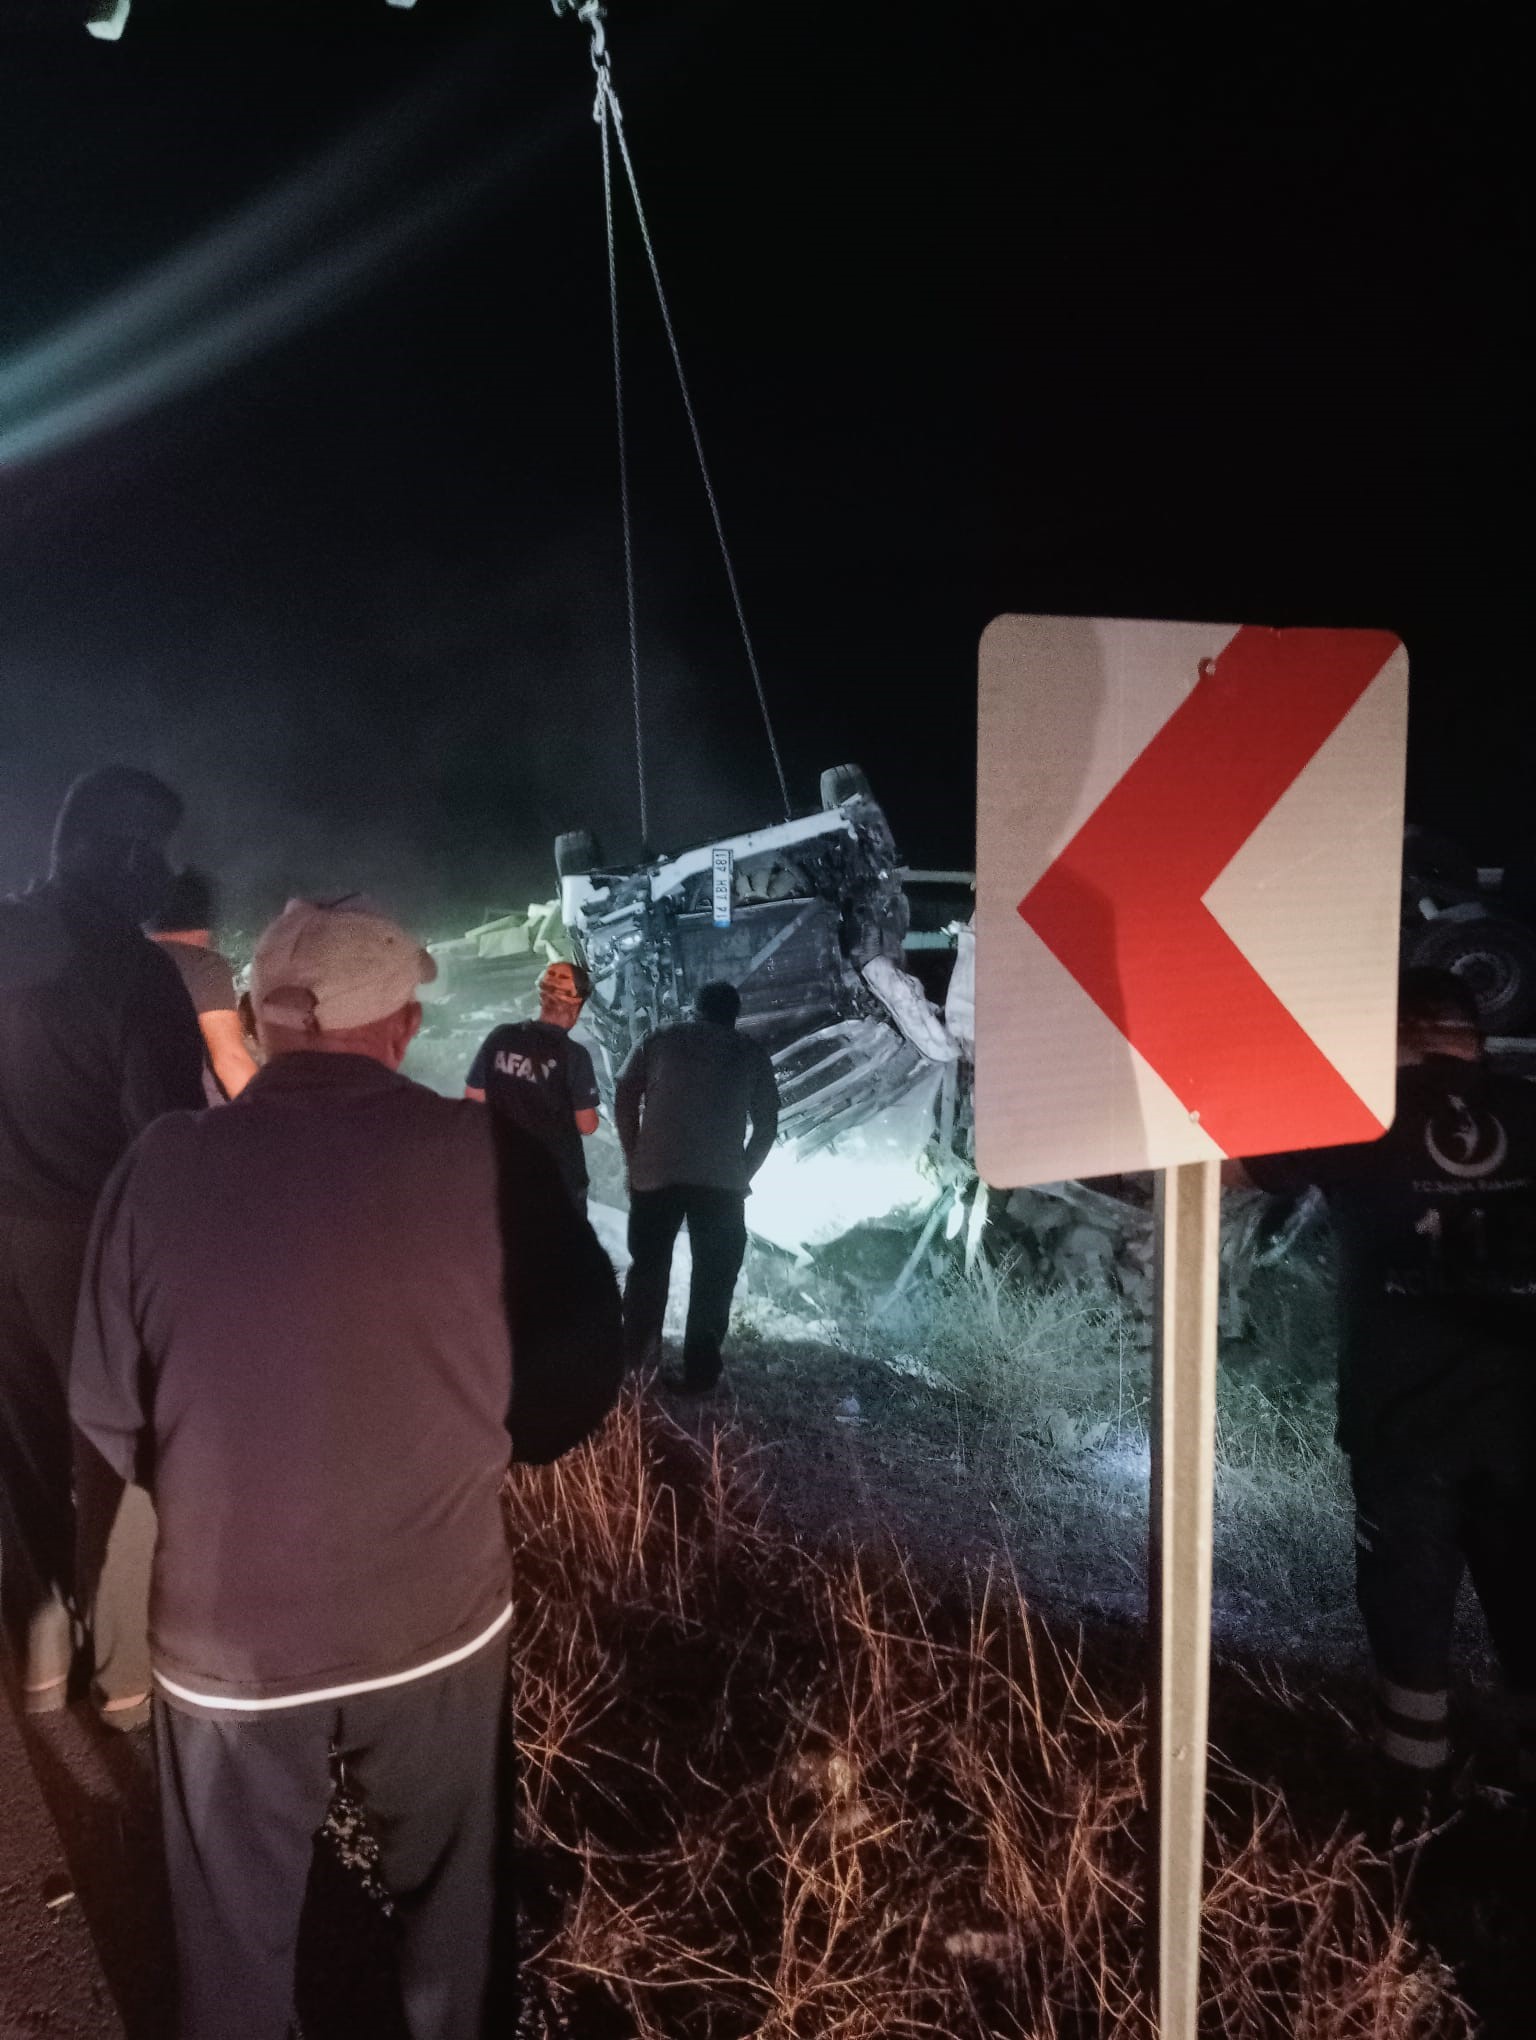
[1149,1157,1220,2037]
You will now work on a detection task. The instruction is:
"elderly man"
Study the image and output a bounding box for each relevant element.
[71,896,624,2040]
[0,766,205,1723]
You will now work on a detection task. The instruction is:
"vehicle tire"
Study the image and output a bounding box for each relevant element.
[1406,913,1536,1033]
[820,763,872,810]
[555,828,601,879]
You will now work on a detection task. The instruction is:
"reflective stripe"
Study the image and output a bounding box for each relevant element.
[154,1603,512,1714]
[1376,1721,1450,1771]
[1378,1678,1448,1725]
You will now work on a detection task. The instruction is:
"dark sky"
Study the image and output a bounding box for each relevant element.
[0,0,1523,934]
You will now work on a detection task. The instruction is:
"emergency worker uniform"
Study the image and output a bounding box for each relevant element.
[71,1051,624,2040]
[1250,1060,1536,1776]
[615,1017,779,1390]
[0,877,205,1700]
[467,1017,599,1208]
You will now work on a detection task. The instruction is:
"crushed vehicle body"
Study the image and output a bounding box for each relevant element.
[410,774,1312,1315]
[558,769,960,1119]
[554,767,973,1254]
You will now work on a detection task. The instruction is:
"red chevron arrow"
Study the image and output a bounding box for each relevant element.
[1018,625,1401,1156]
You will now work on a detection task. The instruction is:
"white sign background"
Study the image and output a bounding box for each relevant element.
[976,615,1409,1187]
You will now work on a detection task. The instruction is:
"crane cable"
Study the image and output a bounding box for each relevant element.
[563,0,794,826]
[597,89,646,846]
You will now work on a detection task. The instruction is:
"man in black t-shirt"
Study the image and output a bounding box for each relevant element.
[1246,969,1536,1790]
[466,960,601,1208]
[148,865,257,1101]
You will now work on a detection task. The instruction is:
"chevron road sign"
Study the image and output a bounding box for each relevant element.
[974,614,1408,2040]
[976,615,1409,1187]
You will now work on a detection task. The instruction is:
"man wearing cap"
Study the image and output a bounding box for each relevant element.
[466,959,601,1210]
[0,766,205,1724]
[70,897,624,2040]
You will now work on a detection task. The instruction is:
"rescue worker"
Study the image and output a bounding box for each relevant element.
[465,958,600,1209]
[1245,969,1536,1793]
[70,896,624,2040]
[0,767,205,1725]
[148,864,258,1100]
[614,979,779,1395]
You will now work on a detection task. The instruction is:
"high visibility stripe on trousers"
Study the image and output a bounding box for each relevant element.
[1374,1675,1450,1772]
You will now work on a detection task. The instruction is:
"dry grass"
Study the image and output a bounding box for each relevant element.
[761,1257,1360,1660]
[505,1388,1470,2039]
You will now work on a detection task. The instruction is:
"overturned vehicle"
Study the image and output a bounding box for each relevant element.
[555,767,975,1257]
[414,772,1301,1326]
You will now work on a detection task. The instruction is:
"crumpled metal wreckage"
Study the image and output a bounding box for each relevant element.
[416,766,1309,1302]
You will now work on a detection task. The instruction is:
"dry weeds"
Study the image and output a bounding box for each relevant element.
[505,1388,1470,2039]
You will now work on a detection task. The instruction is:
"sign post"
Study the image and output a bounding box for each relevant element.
[1148,1158,1220,2032]
[976,615,1407,2037]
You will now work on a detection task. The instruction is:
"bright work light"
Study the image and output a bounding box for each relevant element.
[85,0,130,38]
[86,0,417,35]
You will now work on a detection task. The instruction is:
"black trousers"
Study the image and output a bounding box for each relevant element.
[0,1216,87,1677]
[624,1186,747,1388]
[0,1212,154,1702]
[1352,1447,1535,1765]
[154,1635,510,2040]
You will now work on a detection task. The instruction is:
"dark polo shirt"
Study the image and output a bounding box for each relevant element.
[70,1052,622,1709]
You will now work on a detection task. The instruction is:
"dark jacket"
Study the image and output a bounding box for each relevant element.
[0,878,206,1219]
[1247,1060,1536,1460]
[615,1019,779,1195]
[70,1052,623,1708]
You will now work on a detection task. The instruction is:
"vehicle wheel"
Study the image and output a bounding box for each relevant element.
[555,828,601,879]
[820,763,872,810]
[1406,914,1536,1033]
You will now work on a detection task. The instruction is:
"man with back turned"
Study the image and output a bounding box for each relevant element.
[71,896,624,2038]
[0,766,204,1723]
[615,979,779,1395]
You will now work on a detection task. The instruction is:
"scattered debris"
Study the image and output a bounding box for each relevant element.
[882,1350,951,1391]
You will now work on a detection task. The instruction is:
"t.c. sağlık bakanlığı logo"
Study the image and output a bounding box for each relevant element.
[1423,1093,1509,1179]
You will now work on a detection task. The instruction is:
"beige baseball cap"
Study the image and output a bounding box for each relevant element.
[249,897,437,1033]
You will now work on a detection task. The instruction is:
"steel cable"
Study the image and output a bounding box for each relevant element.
[595,66,794,821]
[598,95,648,848]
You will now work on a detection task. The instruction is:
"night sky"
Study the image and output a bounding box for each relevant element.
[0,0,1523,935]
